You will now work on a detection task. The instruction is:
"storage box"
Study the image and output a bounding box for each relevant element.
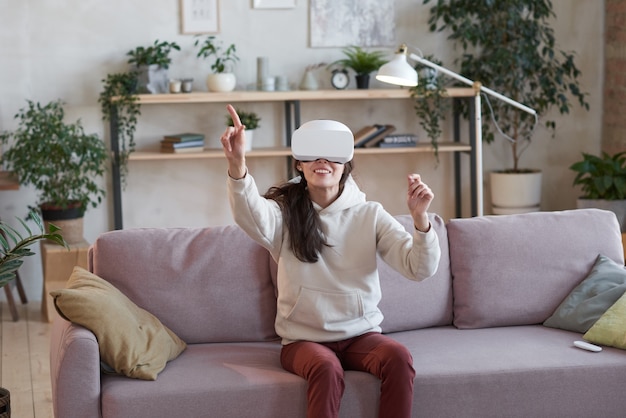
[41,240,90,322]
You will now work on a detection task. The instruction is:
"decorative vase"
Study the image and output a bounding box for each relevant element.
[299,70,318,90]
[490,170,542,215]
[136,64,169,94]
[206,73,236,92]
[355,74,371,89]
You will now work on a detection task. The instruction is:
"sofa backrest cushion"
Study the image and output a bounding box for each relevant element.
[89,225,278,344]
[379,214,453,333]
[447,209,624,329]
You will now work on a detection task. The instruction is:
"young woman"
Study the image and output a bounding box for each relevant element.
[220,104,441,418]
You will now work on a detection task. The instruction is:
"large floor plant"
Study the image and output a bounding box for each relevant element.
[422,0,589,172]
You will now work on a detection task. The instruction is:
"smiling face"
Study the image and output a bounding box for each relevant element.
[297,159,346,207]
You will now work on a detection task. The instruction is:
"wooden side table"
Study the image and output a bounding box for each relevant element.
[40,239,90,322]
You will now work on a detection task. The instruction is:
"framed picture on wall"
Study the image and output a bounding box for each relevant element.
[180,0,220,34]
[309,0,395,47]
[252,0,296,9]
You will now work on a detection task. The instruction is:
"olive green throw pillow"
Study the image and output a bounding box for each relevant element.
[543,254,626,333]
[583,292,626,349]
[51,266,187,380]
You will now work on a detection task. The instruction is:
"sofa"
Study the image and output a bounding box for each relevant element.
[50,208,626,418]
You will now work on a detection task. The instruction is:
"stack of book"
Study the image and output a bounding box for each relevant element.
[160,133,205,153]
[353,124,397,148]
[378,133,418,148]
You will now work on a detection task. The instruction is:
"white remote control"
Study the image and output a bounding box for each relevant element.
[574,340,602,352]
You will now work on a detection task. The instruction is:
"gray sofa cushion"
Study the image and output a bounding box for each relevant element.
[90,225,278,344]
[447,209,624,329]
[379,214,453,332]
[544,254,626,333]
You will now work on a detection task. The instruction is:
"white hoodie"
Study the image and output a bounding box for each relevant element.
[228,174,441,345]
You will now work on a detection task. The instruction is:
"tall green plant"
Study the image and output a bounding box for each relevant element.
[423,0,589,172]
[0,210,68,288]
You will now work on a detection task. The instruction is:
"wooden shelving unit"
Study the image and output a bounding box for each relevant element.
[109,88,479,229]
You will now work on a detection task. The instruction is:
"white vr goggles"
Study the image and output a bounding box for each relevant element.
[291,120,354,164]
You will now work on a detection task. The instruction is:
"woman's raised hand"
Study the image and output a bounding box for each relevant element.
[221,104,247,179]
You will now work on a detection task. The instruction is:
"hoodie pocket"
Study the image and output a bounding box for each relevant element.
[286,286,364,332]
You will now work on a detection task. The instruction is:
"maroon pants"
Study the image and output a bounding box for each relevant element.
[280,332,415,418]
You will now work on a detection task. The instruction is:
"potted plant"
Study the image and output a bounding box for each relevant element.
[0,209,66,409]
[127,39,180,94]
[99,71,141,186]
[570,151,626,231]
[329,45,387,89]
[226,108,261,151]
[194,35,239,92]
[422,0,589,213]
[1,210,68,288]
[0,100,108,243]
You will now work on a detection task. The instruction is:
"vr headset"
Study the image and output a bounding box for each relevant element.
[291,120,354,164]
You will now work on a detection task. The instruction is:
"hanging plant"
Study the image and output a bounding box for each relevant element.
[409,55,451,160]
[98,71,141,186]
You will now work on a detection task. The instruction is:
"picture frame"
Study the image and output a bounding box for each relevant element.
[252,0,296,9]
[180,0,220,34]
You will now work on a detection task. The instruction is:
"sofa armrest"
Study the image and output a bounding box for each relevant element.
[50,316,101,418]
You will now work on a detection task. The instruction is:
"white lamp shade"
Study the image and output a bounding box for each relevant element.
[375,53,418,87]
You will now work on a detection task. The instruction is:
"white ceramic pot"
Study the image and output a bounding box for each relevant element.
[206,73,236,92]
[245,129,254,151]
[490,170,542,211]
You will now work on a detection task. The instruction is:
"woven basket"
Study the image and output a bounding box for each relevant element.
[0,387,10,418]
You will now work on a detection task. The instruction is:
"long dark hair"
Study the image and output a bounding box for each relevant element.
[264,160,354,263]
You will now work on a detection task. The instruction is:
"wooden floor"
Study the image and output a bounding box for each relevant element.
[0,299,54,418]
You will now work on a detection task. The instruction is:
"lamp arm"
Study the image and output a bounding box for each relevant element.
[408,53,537,116]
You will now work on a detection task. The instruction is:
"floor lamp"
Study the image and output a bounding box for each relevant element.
[376,44,537,217]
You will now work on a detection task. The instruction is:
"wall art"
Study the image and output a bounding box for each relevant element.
[180,0,220,34]
[310,0,395,47]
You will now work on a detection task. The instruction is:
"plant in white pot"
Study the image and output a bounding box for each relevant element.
[423,0,589,214]
[194,35,239,92]
[127,39,180,94]
[0,100,108,243]
[226,109,261,151]
[570,151,626,232]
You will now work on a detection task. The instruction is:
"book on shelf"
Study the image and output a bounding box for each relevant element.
[353,125,381,148]
[160,138,205,149]
[363,124,397,148]
[162,132,205,143]
[160,145,205,153]
[378,133,418,148]
[353,124,397,148]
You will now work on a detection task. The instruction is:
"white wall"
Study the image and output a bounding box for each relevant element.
[0,0,604,301]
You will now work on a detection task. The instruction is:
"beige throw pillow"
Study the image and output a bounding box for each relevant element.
[51,266,187,380]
